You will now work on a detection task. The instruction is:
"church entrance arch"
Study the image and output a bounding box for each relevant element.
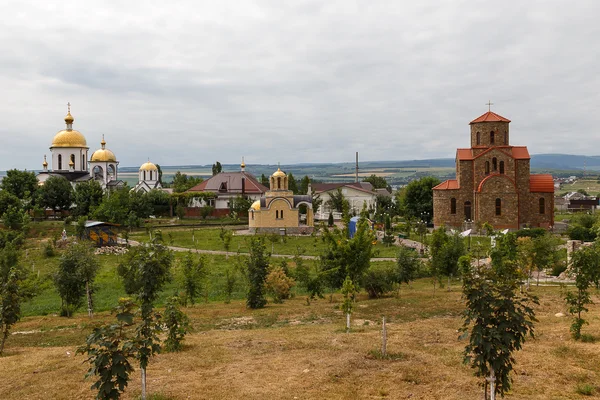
[93,165,104,181]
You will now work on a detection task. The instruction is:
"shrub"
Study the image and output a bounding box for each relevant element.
[362,265,395,299]
[515,227,547,239]
[163,295,190,352]
[264,266,295,303]
[44,242,55,258]
[551,261,567,277]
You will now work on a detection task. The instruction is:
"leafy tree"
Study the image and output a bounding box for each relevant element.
[74,180,104,216]
[1,169,38,202]
[320,212,375,290]
[219,227,233,255]
[287,173,299,194]
[382,230,395,246]
[229,195,253,216]
[0,191,20,216]
[299,175,311,195]
[156,164,163,185]
[181,252,207,305]
[376,194,396,220]
[224,267,237,304]
[517,234,561,289]
[0,267,21,355]
[293,248,323,303]
[211,161,222,176]
[311,192,323,218]
[2,205,30,231]
[172,171,203,193]
[245,237,270,309]
[564,243,600,339]
[163,295,190,352]
[54,242,100,317]
[461,260,538,398]
[340,276,357,332]
[38,175,74,214]
[362,264,395,298]
[145,189,170,216]
[363,174,389,190]
[260,174,269,187]
[77,298,136,400]
[326,188,348,213]
[94,188,152,225]
[117,240,174,400]
[396,246,420,293]
[398,176,440,219]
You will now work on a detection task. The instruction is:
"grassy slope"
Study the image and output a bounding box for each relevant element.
[1,282,599,399]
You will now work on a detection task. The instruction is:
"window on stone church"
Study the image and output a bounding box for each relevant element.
[485,161,490,175]
[495,198,501,216]
[492,157,497,171]
[464,201,472,220]
[450,198,456,214]
[476,132,480,145]
[281,210,284,218]
[539,198,545,214]
[58,154,62,170]
[490,131,495,144]
[499,161,505,174]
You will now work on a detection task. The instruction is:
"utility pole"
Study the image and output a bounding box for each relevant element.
[355,152,359,183]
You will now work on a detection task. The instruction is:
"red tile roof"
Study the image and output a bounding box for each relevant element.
[470,111,511,124]
[456,148,473,160]
[511,146,530,159]
[187,172,268,194]
[433,179,459,190]
[529,174,554,193]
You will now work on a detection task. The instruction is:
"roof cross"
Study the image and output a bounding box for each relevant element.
[67,102,71,113]
[486,100,493,112]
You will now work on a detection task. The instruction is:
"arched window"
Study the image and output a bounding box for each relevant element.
[492,157,497,171]
[499,161,505,174]
[82,155,85,170]
[70,154,75,169]
[450,198,456,214]
[281,210,284,218]
[143,171,146,181]
[58,154,62,170]
[539,198,545,214]
[276,210,279,219]
[251,210,254,220]
[495,198,502,216]
[464,201,472,220]
[490,131,495,144]
[485,161,490,174]
[476,132,480,145]
[277,177,281,189]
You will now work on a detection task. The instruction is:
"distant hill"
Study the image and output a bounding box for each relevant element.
[530,154,600,171]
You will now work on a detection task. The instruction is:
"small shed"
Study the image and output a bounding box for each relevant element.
[84,221,120,247]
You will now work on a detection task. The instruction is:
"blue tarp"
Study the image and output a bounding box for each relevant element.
[348,216,360,238]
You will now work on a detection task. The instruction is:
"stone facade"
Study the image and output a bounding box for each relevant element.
[433,110,554,230]
[248,168,314,234]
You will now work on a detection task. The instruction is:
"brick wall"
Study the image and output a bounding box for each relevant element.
[470,121,510,147]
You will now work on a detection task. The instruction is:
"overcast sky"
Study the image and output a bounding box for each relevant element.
[1,0,599,170]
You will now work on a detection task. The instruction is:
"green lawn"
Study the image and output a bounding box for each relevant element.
[129,228,401,258]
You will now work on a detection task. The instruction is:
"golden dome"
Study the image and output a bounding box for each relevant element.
[51,129,88,148]
[140,161,158,171]
[272,167,286,178]
[42,155,48,168]
[64,112,74,124]
[90,136,117,162]
[91,148,117,162]
[250,200,261,211]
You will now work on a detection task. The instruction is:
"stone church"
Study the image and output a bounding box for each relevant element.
[433,109,554,230]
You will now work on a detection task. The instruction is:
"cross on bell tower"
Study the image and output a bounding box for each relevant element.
[486,100,494,112]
